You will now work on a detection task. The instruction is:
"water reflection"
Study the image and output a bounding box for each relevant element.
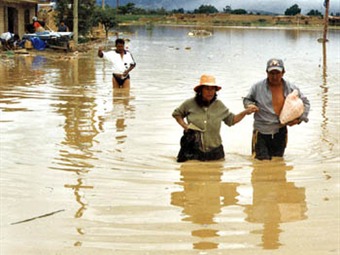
[171,162,240,250]
[284,29,300,41]
[0,26,339,254]
[244,160,307,249]
[50,57,98,164]
[21,55,46,86]
[319,41,334,153]
[64,177,93,247]
[112,88,134,145]
[49,57,98,247]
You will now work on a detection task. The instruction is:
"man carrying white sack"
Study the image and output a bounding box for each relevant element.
[243,58,310,160]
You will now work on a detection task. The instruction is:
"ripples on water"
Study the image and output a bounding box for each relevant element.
[0,26,339,254]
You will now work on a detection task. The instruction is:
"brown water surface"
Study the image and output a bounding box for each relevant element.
[0,26,339,255]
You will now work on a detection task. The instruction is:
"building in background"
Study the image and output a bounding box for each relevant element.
[0,0,39,36]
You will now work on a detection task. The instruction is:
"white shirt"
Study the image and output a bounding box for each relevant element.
[1,32,14,41]
[102,50,135,75]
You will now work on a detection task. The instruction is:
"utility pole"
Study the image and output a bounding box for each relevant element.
[73,0,78,46]
[322,0,330,87]
[323,0,330,42]
[116,0,119,18]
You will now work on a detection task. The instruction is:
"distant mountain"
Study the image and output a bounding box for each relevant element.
[97,0,339,14]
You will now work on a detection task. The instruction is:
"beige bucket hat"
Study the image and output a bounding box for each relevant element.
[194,74,221,92]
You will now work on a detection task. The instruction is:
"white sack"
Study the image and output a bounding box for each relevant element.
[279,89,304,124]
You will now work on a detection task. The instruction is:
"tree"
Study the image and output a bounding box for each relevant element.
[94,6,117,38]
[147,7,167,15]
[172,8,185,14]
[78,0,97,36]
[231,9,247,15]
[54,0,73,30]
[284,4,301,16]
[223,5,232,14]
[119,2,136,15]
[55,0,97,37]
[194,5,219,14]
[307,9,323,17]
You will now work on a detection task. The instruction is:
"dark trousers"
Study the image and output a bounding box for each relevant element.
[252,127,287,160]
[177,130,225,162]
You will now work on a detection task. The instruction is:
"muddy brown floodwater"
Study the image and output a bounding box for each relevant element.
[0,26,339,255]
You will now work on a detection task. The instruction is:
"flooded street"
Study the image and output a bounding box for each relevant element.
[0,26,339,255]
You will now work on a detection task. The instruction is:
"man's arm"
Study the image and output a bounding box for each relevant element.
[123,52,136,76]
[123,63,136,76]
[299,91,310,123]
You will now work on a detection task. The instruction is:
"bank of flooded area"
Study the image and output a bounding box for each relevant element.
[0,26,339,255]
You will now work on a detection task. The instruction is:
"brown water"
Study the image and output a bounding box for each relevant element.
[0,26,339,255]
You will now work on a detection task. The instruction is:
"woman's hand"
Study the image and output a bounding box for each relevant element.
[174,116,189,131]
[246,104,259,114]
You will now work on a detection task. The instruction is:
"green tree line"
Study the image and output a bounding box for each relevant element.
[54,1,334,39]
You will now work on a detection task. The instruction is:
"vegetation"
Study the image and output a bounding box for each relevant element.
[284,4,301,16]
[55,0,97,37]
[112,2,337,19]
[307,9,323,17]
[94,6,117,38]
[119,2,136,15]
[172,8,185,14]
[223,6,232,14]
[52,1,339,40]
[231,9,248,15]
[193,5,218,14]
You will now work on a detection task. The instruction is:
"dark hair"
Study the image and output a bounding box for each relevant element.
[115,38,125,45]
[194,87,217,107]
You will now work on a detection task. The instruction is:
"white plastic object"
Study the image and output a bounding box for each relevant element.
[279,89,304,124]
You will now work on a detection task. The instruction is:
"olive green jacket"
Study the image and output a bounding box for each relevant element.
[172,98,235,152]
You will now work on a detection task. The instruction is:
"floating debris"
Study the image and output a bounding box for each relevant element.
[10,209,65,225]
[317,38,329,43]
[188,30,212,37]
